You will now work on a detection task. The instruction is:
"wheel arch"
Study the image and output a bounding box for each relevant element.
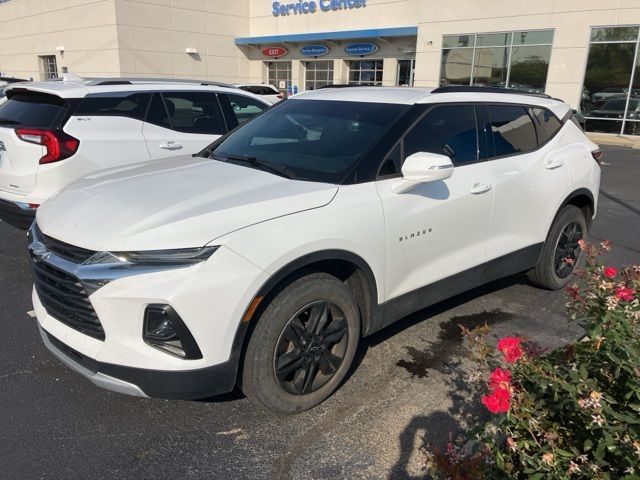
[228,250,381,385]
[556,188,595,230]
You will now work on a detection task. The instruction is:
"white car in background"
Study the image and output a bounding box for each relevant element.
[235,83,283,104]
[29,86,601,414]
[0,77,269,228]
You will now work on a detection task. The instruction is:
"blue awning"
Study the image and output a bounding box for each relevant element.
[235,26,418,45]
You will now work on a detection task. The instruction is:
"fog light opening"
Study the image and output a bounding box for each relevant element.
[143,305,203,360]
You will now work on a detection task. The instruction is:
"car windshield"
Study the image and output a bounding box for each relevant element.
[211,99,409,183]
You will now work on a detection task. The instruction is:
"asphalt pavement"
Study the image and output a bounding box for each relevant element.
[0,145,638,480]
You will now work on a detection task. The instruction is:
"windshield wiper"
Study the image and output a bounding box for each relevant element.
[217,154,296,180]
[0,118,21,125]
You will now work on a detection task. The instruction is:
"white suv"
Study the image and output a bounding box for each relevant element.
[234,83,283,104]
[0,77,270,229]
[29,86,601,413]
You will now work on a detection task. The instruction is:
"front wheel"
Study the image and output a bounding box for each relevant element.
[528,205,588,290]
[241,273,360,414]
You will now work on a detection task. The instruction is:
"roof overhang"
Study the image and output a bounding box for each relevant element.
[234,26,418,47]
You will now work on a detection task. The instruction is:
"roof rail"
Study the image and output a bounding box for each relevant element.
[84,77,237,88]
[431,85,552,99]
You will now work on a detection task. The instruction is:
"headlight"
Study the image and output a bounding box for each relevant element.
[84,246,219,266]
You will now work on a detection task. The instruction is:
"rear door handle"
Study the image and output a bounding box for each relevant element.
[159,142,183,151]
[545,158,564,170]
[470,183,492,194]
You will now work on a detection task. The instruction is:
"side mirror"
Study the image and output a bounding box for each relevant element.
[393,152,454,193]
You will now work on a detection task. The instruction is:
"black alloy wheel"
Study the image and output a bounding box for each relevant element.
[554,221,583,278]
[274,301,349,395]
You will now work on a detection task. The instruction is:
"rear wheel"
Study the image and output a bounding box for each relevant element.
[241,273,360,414]
[528,205,587,290]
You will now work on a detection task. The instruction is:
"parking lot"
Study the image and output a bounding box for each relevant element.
[0,145,638,480]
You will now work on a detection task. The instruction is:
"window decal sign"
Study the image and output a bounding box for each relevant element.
[344,43,378,56]
[262,46,288,57]
[299,45,330,56]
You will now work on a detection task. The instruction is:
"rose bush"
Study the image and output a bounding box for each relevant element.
[424,242,639,479]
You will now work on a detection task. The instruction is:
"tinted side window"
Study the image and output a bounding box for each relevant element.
[145,93,170,128]
[162,91,224,135]
[225,94,268,124]
[530,107,562,145]
[76,92,150,121]
[261,86,276,95]
[404,105,479,166]
[487,105,537,157]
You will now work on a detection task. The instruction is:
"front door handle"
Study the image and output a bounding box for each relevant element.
[159,142,183,151]
[470,183,492,194]
[545,158,564,170]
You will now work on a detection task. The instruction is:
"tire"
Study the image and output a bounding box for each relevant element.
[527,205,588,290]
[241,272,361,414]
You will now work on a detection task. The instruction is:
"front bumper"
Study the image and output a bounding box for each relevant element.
[40,325,238,399]
[0,197,35,229]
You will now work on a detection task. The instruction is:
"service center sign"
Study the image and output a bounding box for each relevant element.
[344,43,378,56]
[300,45,329,56]
[262,46,288,57]
[272,0,367,17]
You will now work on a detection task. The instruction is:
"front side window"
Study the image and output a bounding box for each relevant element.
[225,94,268,124]
[404,105,480,166]
[486,105,537,157]
[162,91,224,135]
[212,99,409,183]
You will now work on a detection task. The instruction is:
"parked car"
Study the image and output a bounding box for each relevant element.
[234,83,283,104]
[585,98,640,134]
[0,77,270,229]
[29,86,601,414]
[592,87,627,102]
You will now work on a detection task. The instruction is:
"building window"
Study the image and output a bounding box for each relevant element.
[304,61,334,90]
[440,30,553,93]
[581,26,640,135]
[39,55,58,80]
[267,61,292,93]
[397,59,415,86]
[349,60,383,86]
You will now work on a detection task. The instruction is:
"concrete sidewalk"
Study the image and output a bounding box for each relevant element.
[587,132,640,149]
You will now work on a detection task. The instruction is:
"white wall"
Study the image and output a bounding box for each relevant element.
[0,0,120,79]
[114,0,252,82]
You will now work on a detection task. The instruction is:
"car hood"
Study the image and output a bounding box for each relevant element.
[36,156,338,251]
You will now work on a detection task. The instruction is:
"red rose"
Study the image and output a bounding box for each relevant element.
[481,387,510,414]
[497,337,523,363]
[603,267,618,278]
[615,287,635,302]
[489,367,511,390]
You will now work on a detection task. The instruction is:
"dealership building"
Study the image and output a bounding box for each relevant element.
[2,0,640,134]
